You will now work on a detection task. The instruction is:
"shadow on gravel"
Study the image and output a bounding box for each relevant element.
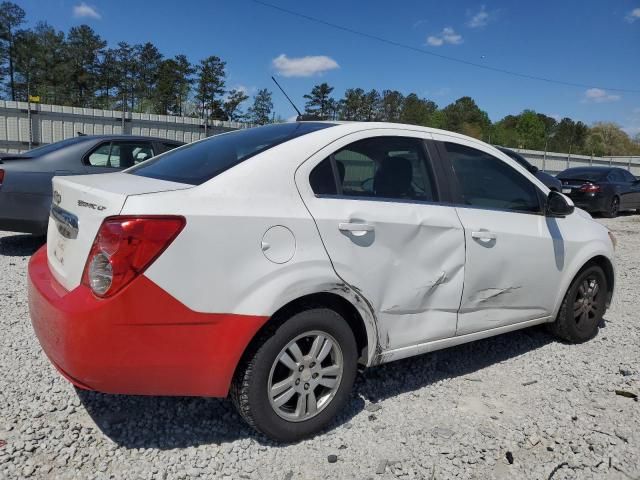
[76,324,561,449]
[0,234,44,256]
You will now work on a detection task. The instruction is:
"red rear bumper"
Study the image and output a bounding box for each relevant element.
[28,246,268,397]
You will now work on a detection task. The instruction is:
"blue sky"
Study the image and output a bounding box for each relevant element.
[16,0,640,135]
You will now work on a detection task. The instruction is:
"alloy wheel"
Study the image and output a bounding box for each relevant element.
[573,276,601,332]
[610,197,619,216]
[268,330,344,422]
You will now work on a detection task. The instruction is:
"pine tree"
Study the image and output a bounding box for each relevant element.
[0,1,25,100]
[248,88,273,125]
[303,83,335,119]
[224,89,249,121]
[195,55,226,120]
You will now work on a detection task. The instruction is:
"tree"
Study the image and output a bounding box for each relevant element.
[135,42,162,112]
[304,83,336,119]
[0,1,25,100]
[65,25,106,107]
[223,88,249,121]
[516,110,545,149]
[589,122,637,156]
[441,96,490,139]
[380,90,404,122]
[195,55,226,120]
[113,42,138,111]
[155,58,182,115]
[174,54,194,116]
[339,87,365,120]
[400,93,437,126]
[11,22,67,103]
[247,88,273,125]
[96,48,119,109]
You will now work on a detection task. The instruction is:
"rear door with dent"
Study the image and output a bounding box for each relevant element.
[295,129,466,352]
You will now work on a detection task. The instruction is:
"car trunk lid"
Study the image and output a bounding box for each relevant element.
[47,172,192,291]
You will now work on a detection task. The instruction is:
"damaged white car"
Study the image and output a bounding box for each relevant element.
[29,121,615,442]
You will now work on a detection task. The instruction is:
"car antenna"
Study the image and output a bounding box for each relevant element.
[271,76,318,122]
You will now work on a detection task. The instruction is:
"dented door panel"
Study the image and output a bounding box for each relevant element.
[454,207,559,335]
[310,199,465,350]
[295,129,466,351]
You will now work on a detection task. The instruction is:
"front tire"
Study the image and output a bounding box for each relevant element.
[548,265,607,343]
[602,196,619,218]
[231,308,358,442]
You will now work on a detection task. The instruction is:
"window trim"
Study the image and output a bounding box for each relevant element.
[84,140,155,169]
[310,135,442,205]
[435,140,546,216]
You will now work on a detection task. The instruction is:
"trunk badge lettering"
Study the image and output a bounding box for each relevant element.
[78,200,107,211]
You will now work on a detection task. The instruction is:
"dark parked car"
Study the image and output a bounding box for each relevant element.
[497,147,562,191]
[0,135,184,235]
[557,166,640,218]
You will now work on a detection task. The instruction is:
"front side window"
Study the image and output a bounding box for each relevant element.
[130,122,335,185]
[445,142,541,213]
[309,136,436,202]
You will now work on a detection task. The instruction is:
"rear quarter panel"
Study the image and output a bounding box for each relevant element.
[121,134,380,365]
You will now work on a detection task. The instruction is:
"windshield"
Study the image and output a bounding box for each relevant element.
[129,122,335,185]
[557,169,608,182]
[26,137,88,156]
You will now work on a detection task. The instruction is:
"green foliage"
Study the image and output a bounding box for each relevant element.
[195,55,226,120]
[248,88,273,125]
[224,89,249,122]
[515,110,545,149]
[303,83,336,119]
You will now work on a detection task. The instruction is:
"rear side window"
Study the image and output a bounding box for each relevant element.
[445,142,541,213]
[130,123,335,185]
[607,170,625,182]
[87,141,154,168]
[310,136,436,202]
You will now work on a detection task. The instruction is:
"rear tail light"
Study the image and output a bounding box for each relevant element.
[579,183,601,193]
[0,169,4,185]
[82,216,185,298]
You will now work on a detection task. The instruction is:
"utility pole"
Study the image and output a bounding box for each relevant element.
[27,77,32,150]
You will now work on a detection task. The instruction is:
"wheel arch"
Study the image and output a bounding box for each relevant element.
[583,254,615,308]
[234,289,378,387]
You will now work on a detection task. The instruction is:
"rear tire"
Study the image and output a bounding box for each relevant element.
[230,308,357,442]
[547,265,607,343]
[602,196,619,218]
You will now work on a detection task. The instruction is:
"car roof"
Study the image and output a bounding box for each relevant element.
[75,135,184,143]
[297,120,487,142]
[561,166,612,172]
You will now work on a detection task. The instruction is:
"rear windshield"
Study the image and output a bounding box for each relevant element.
[26,137,87,156]
[557,169,608,182]
[129,122,335,185]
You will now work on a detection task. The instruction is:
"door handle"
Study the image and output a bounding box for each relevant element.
[338,222,374,234]
[471,231,496,240]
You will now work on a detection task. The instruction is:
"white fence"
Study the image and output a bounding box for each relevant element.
[0,101,638,176]
[0,100,247,153]
[511,148,640,176]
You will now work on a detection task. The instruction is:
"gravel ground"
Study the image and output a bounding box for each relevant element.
[0,216,638,480]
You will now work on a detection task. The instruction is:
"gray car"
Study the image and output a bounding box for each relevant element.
[0,135,184,235]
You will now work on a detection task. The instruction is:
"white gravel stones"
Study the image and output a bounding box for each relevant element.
[1,215,639,479]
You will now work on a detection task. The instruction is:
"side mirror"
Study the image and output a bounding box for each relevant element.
[529,165,539,174]
[546,190,574,217]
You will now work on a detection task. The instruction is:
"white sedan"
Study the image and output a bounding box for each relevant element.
[29,122,615,441]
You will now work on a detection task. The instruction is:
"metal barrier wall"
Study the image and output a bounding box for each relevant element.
[508,148,640,176]
[1,100,638,176]
[0,100,247,153]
